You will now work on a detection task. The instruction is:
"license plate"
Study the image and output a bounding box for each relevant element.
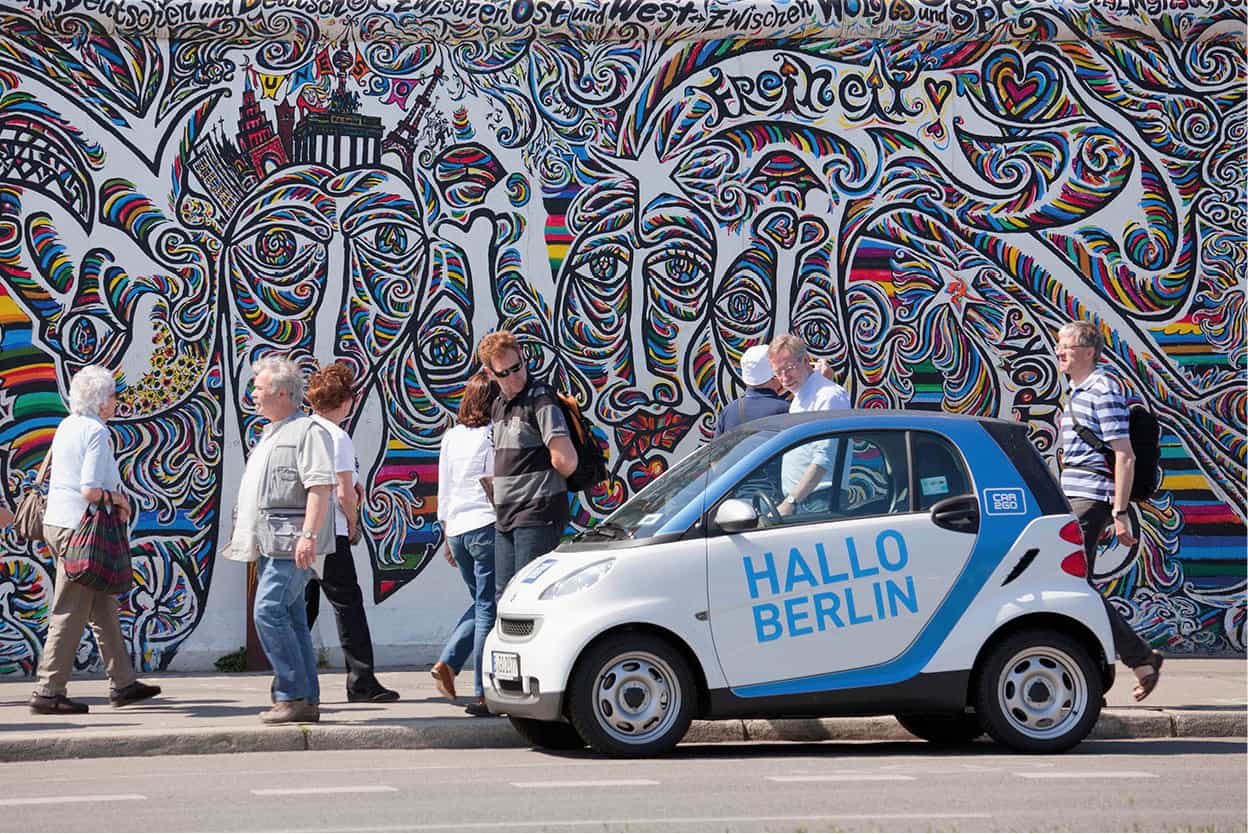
[493,651,521,681]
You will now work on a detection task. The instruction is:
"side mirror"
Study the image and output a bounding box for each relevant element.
[714,498,759,533]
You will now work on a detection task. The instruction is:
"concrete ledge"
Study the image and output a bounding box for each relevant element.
[2,708,1241,763]
[0,726,307,762]
[1169,709,1248,739]
[1088,709,1173,740]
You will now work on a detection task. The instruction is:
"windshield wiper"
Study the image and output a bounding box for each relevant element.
[574,522,632,541]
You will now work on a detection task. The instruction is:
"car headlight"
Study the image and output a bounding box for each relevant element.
[539,559,615,600]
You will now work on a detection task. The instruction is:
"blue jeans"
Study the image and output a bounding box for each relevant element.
[254,556,320,705]
[494,523,563,606]
[438,524,497,698]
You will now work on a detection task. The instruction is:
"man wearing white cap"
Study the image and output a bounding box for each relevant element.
[714,344,791,436]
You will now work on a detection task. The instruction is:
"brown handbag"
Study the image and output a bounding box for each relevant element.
[13,451,51,543]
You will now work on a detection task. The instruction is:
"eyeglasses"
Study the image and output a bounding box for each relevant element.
[490,361,524,378]
[773,360,807,375]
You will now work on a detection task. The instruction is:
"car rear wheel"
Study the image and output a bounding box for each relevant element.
[508,716,586,750]
[566,633,695,757]
[895,712,984,745]
[975,629,1101,753]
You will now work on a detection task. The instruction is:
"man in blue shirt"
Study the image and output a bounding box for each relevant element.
[715,345,790,436]
[1057,321,1162,701]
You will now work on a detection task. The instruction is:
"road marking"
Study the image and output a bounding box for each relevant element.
[0,794,146,806]
[374,812,993,831]
[768,774,916,782]
[250,786,398,796]
[511,779,659,788]
[1014,771,1159,779]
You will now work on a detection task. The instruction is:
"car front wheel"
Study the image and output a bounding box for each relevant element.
[566,633,695,757]
[975,629,1101,754]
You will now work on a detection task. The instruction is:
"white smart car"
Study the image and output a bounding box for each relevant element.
[484,411,1116,757]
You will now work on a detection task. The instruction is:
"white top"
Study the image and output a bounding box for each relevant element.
[782,371,850,496]
[43,413,123,530]
[312,414,358,536]
[789,369,851,414]
[437,424,496,538]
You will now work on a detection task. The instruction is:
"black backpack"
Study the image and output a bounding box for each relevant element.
[554,391,609,493]
[1069,405,1161,502]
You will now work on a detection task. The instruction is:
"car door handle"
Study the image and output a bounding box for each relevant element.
[930,494,980,534]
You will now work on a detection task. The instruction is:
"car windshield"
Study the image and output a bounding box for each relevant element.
[581,427,776,542]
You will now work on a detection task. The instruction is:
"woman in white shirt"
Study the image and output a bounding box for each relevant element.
[29,365,160,715]
[304,362,398,703]
[431,371,499,716]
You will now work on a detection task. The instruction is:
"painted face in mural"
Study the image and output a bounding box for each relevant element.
[0,79,217,673]
[223,165,429,440]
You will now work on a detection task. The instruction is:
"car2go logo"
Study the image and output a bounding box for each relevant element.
[984,488,1027,516]
[744,529,919,643]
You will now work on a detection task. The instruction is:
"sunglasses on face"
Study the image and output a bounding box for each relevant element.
[491,361,524,378]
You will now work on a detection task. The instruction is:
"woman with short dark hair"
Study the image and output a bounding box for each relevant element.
[431,371,500,716]
[29,365,160,715]
[304,362,398,703]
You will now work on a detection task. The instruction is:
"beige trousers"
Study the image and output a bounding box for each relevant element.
[34,524,136,696]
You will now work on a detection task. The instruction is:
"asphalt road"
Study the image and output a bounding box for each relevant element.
[4,738,1244,832]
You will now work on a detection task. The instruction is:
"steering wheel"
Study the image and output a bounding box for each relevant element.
[752,492,784,528]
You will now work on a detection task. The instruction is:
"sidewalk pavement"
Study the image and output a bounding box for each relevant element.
[2,658,1243,762]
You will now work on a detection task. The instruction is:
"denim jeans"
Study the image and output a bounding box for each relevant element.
[254,556,320,704]
[494,523,563,606]
[438,524,497,698]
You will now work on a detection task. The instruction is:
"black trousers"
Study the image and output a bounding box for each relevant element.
[305,535,380,693]
[1069,498,1153,669]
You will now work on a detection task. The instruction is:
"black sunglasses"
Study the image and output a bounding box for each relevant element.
[490,361,524,378]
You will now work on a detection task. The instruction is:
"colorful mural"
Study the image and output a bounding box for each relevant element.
[0,0,1242,675]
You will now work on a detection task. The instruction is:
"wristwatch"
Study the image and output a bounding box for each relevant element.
[1112,509,1128,518]
[300,530,317,539]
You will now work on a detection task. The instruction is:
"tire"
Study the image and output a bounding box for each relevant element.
[895,712,984,745]
[566,633,696,757]
[508,716,586,750]
[974,628,1102,754]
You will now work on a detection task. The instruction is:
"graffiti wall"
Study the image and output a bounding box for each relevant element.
[0,0,1243,674]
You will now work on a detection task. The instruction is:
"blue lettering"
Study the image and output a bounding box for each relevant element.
[845,587,873,624]
[743,552,779,599]
[753,603,783,642]
[873,580,885,619]
[815,541,848,583]
[876,529,908,571]
[784,548,819,593]
[784,596,813,636]
[813,591,844,630]
[887,575,919,616]
[846,537,879,579]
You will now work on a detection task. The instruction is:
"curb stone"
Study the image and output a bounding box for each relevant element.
[0,709,1241,763]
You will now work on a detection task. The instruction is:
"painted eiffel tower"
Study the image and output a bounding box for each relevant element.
[382,66,444,165]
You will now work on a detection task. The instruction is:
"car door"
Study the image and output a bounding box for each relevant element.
[705,429,979,693]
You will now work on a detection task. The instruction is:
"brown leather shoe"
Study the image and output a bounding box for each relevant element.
[297,701,321,723]
[430,661,457,700]
[29,692,89,715]
[260,699,307,724]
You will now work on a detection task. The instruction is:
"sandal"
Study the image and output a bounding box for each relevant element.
[1132,650,1164,702]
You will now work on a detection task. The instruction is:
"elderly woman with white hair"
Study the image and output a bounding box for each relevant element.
[29,365,161,715]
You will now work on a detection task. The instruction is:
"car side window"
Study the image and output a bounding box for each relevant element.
[911,431,972,511]
[836,431,909,519]
[725,433,842,526]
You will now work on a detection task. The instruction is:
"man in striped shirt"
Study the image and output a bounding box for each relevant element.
[1057,321,1162,701]
[479,331,578,605]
